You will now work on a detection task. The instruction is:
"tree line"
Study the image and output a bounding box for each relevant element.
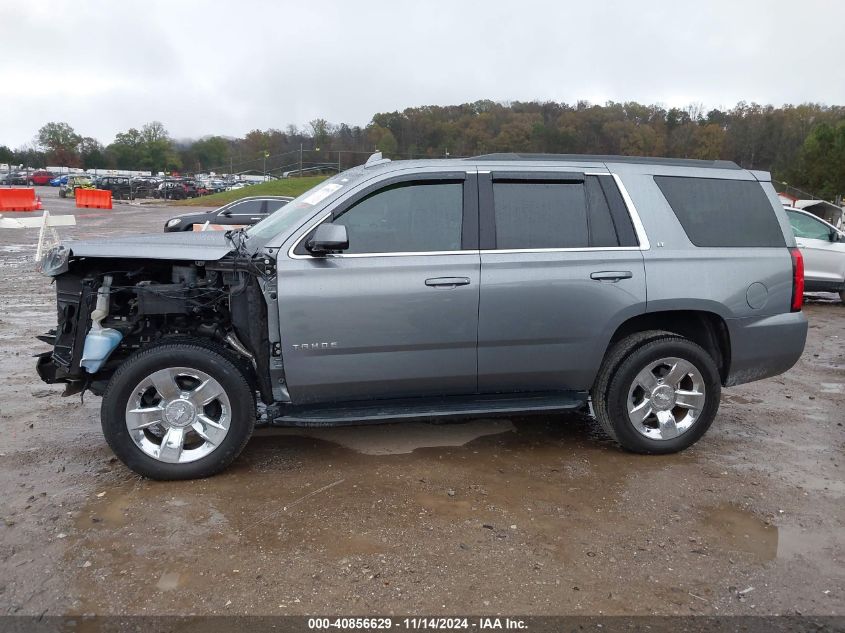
[1,100,844,201]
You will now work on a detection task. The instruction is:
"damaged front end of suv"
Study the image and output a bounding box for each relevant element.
[36,230,279,407]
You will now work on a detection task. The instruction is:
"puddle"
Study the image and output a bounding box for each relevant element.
[721,392,763,405]
[819,382,844,394]
[701,504,777,561]
[262,419,516,455]
[156,571,181,591]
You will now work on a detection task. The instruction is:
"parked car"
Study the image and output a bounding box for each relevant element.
[164,196,294,232]
[1,171,28,185]
[154,180,188,200]
[58,174,94,198]
[29,170,55,185]
[786,207,845,302]
[49,174,68,186]
[35,153,807,479]
[182,180,199,198]
[97,176,134,200]
[130,178,155,199]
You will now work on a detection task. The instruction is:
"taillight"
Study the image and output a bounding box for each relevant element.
[789,247,804,312]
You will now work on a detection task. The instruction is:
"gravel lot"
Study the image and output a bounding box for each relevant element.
[0,186,843,617]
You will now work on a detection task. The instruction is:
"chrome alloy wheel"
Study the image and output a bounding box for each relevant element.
[626,357,706,441]
[125,367,231,464]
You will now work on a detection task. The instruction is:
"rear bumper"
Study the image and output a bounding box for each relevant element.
[724,311,808,386]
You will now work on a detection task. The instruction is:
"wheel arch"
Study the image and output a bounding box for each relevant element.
[604,310,731,385]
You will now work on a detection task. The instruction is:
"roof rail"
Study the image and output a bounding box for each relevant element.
[469,153,741,170]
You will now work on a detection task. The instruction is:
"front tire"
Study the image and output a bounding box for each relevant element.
[101,341,256,479]
[592,332,721,454]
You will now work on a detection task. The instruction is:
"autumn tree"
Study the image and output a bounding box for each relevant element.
[37,122,81,166]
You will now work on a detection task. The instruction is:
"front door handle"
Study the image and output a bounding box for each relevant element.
[590,270,633,282]
[425,277,471,288]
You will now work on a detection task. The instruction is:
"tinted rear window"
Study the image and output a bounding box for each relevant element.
[654,176,785,247]
[493,182,589,249]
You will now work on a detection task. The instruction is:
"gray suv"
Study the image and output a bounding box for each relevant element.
[36,153,808,479]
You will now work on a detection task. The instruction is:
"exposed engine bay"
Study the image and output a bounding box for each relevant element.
[36,254,280,405]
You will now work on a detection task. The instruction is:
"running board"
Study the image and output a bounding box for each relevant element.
[270,391,588,427]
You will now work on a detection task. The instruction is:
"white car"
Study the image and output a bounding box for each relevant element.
[786,207,845,302]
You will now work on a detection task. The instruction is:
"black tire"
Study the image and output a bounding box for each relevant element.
[101,341,256,480]
[591,331,721,454]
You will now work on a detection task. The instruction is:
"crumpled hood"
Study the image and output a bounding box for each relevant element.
[67,230,235,261]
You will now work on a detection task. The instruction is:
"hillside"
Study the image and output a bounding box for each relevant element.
[174,176,327,207]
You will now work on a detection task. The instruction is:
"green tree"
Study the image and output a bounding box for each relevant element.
[140,122,181,173]
[79,137,107,169]
[367,124,398,155]
[107,128,145,170]
[309,118,331,150]
[795,122,845,200]
[192,136,230,171]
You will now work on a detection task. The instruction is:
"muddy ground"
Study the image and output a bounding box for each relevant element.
[0,188,843,617]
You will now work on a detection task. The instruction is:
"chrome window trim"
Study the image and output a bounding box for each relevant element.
[287,213,472,259]
[286,171,651,259]
[479,246,642,254]
[612,173,651,250]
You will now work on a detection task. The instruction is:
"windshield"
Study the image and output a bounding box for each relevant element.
[246,168,365,242]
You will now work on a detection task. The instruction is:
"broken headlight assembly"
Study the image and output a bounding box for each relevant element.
[39,244,70,277]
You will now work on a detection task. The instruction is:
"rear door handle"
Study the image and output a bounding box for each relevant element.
[590,270,633,281]
[425,277,471,288]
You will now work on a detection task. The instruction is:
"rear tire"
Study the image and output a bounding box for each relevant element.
[839,289,845,304]
[101,341,256,480]
[592,331,721,454]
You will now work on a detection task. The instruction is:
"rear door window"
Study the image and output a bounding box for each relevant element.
[490,175,635,249]
[654,176,785,247]
[493,181,588,249]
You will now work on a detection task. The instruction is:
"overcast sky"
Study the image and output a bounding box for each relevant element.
[1,0,843,148]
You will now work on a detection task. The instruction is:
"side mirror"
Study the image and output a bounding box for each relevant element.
[830,230,841,243]
[307,223,349,255]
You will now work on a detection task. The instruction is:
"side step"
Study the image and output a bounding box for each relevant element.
[271,391,588,427]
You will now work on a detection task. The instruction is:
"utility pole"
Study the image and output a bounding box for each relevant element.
[299,143,303,177]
